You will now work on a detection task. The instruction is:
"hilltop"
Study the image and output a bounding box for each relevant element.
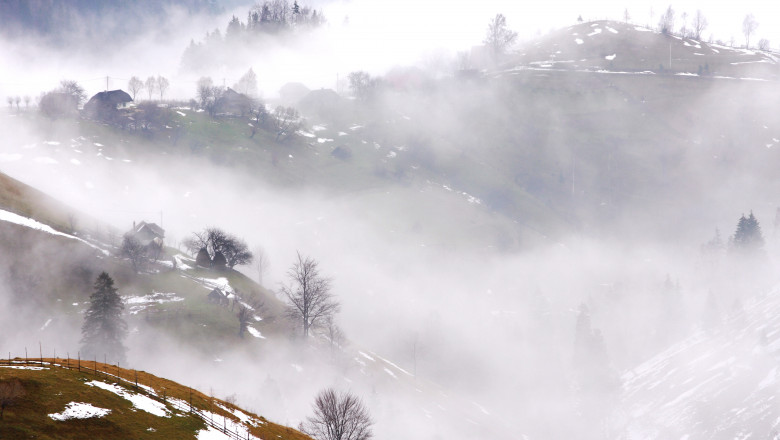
[509,20,779,79]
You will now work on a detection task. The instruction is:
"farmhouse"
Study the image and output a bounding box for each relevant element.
[84,89,132,119]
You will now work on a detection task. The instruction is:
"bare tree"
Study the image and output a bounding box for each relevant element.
[236,292,264,338]
[120,234,147,272]
[281,252,340,337]
[483,13,518,60]
[5,96,11,109]
[249,99,269,139]
[145,76,157,101]
[58,80,87,106]
[127,76,144,101]
[14,96,20,111]
[657,5,675,34]
[692,10,708,40]
[0,378,25,420]
[742,14,758,48]
[623,8,630,24]
[758,38,770,51]
[679,11,688,38]
[272,106,301,141]
[184,227,253,269]
[347,71,372,100]
[253,245,270,285]
[196,76,214,108]
[23,95,30,109]
[302,388,373,440]
[157,76,170,101]
[324,315,345,354]
[234,68,258,97]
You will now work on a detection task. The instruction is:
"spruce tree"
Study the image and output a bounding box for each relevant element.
[80,272,127,364]
[731,211,765,254]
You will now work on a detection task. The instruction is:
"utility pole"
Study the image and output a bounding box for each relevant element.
[106,76,109,92]
[669,43,672,69]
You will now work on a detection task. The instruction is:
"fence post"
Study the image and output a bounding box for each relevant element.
[39,341,42,365]
[67,353,70,370]
[25,346,27,363]
[135,370,138,389]
[189,388,193,413]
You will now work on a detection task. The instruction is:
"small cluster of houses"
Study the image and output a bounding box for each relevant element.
[43,86,255,122]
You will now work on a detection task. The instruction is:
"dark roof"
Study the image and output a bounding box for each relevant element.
[86,89,132,107]
[134,221,164,238]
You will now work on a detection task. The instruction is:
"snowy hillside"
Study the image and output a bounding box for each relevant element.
[620,284,780,439]
[508,20,780,80]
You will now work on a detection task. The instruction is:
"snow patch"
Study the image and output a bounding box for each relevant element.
[247,326,266,339]
[40,318,52,331]
[0,208,108,255]
[34,157,58,164]
[0,365,48,370]
[606,27,618,34]
[358,351,375,361]
[575,38,584,45]
[317,138,334,143]
[49,402,110,421]
[196,426,234,440]
[124,292,184,314]
[587,28,602,37]
[635,26,652,32]
[605,54,616,61]
[86,380,170,417]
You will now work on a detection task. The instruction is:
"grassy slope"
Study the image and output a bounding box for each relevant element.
[0,359,310,440]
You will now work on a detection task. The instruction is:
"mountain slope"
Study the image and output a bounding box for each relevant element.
[620,285,780,439]
[0,358,310,440]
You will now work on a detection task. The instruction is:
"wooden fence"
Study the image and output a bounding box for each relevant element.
[0,355,255,440]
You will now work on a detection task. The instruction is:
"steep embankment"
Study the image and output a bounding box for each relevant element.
[0,358,310,440]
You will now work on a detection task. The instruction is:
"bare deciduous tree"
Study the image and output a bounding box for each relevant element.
[483,13,517,60]
[742,14,758,48]
[758,38,770,51]
[59,80,87,106]
[145,76,157,101]
[120,234,147,272]
[253,245,270,285]
[234,68,258,97]
[302,388,373,440]
[272,106,301,141]
[236,292,264,338]
[692,10,708,40]
[184,227,253,269]
[249,99,269,138]
[23,95,30,109]
[281,252,339,337]
[657,5,675,35]
[128,76,143,101]
[157,76,170,101]
[0,378,25,420]
[196,77,214,108]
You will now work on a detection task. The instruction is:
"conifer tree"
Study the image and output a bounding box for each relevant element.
[731,211,764,254]
[80,272,127,364]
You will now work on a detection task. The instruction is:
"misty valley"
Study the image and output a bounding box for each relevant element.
[2,2,780,439]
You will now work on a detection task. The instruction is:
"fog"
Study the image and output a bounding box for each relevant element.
[2,2,780,439]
